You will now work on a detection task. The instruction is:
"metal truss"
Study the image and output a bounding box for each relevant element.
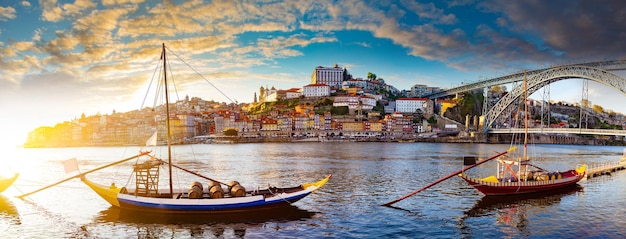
[483,65,626,130]
[423,59,626,99]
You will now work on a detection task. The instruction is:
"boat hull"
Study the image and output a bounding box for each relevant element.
[82,175,330,213]
[0,174,18,193]
[459,167,585,196]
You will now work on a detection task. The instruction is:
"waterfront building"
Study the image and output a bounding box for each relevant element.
[261,118,278,131]
[342,121,364,132]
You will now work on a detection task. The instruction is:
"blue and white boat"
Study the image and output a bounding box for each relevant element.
[80,43,330,213]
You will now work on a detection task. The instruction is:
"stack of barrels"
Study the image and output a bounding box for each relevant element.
[532,171,562,181]
[187,180,247,199]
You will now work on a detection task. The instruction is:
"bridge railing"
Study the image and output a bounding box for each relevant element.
[488,127,626,136]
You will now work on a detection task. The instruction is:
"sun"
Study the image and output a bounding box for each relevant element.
[0,125,30,177]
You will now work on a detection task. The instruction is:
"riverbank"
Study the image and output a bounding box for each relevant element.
[22,132,626,148]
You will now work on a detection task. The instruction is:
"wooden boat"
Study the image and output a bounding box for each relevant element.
[81,173,330,213]
[85,44,330,213]
[0,173,18,193]
[458,72,586,196]
[458,165,585,196]
[18,43,330,213]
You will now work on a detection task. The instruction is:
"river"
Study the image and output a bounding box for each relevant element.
[1,142,625,238]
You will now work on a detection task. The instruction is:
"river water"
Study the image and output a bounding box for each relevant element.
[1,142,625,238]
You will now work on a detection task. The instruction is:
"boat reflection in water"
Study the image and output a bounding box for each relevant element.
[95,205,315,238]
[0,195,20,225]
[461,185,583,236]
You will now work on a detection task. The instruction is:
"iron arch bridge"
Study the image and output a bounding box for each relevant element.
[420,60,626,133]
[484,65,626,130]
[423,60,626,99]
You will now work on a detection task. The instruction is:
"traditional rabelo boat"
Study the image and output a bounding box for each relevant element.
[383,72,586,206]
[18,44,330,213]
[0,173,18,193]
[457,72,586,196]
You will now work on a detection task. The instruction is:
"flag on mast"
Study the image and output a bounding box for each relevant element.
[146,131,158,146]
[63,158,80,174]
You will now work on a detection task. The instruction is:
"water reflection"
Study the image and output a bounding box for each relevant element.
[95,205,315,238]
[0,195,20,225]
[460,185,583,236]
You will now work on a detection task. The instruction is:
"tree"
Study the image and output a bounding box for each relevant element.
[224,129,238,136]
[592,104,604,114]
[581,99,591,108]
[427,115,437,125]
[491,85,507,93]
[367,72,377,81]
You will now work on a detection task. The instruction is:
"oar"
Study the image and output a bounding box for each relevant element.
[16,151,150,199]
[382,146,517,207]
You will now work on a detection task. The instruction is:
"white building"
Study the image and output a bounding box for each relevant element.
[312,64,348,88]
[303,84,330,97]
[284,88,302,99]
[396,98,428,113]
[333,96,375,111]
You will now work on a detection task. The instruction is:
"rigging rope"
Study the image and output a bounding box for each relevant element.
[164,45,237,104]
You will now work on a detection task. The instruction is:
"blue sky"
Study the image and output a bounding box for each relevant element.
[1,0,625,146]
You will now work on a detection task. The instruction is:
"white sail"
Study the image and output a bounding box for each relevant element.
[146,131,158,146]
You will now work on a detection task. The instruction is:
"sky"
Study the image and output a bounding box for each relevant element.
[1,0,625,147]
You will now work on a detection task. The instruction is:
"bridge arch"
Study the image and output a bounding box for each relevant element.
[484,65,626,130]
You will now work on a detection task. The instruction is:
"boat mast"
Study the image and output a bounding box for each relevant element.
[162,43,174,195]
[523,71,529,160]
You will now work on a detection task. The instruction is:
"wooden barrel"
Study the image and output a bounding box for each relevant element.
[230,185,246,197]
[208,180,220,188]
[209,185,224,199]
[188,186,203,199]
[227,181,240,191]
[191,181,203,191]
[534,172,548,181]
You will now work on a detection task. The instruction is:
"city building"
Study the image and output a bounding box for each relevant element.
[303,84,331,97]
[395,98,428,113]
[311,64,350,88]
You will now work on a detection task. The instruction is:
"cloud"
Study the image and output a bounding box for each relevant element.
[40,0,63,21]
[21,1,31,7]
[0,6,16,21]
[41,0,97,22]
[4,0,625,107]
[480,0,626,61]
[102,0,145,6]
[400,0,458,24]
